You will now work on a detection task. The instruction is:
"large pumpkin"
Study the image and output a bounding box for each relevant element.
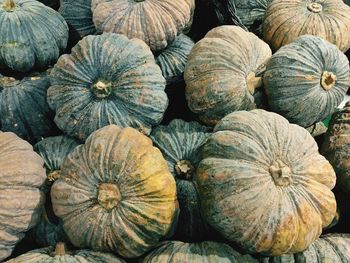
[91,0,195,52]
[0,131,46,261]
[263,0,350,52]
[264,35,350,128]
[196,109,337,256]
[48,33,168,141]
[184,26,272,125]
[0,0,68,72]
[50,125,177,258]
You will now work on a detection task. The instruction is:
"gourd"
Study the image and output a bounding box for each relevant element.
[50,125,178,258]
[0,131,46,261]
[185,25,272,125]
[91,0,195,51]
[264,35,350,128]
[196,109,337,256]
[0,0,68,72]
[263,0,350,52]
[48,33,168,141]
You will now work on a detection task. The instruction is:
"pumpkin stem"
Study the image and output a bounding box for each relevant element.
[92,80,113,99]
[2,0,16,11]
[307,2,322,13]
[246,72,263,95]
[0,76,20,87]
[54,242,67,256]
[321,71,336,91]
[269,159,293,187]
[175,160,194,180]
[98,183,121,210]
[48,170,61,182]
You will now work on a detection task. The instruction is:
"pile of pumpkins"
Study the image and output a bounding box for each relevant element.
[0,0,350,262]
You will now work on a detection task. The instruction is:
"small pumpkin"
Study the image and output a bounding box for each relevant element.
[263,0,350,52]
[48,33,168,141]
[264,35,350,128]
[51,125,177,258]
[0,131,46,261]
[0,0,68,72]
[184,25,272,125]
[196,109,337,256]
[91,0,195,52]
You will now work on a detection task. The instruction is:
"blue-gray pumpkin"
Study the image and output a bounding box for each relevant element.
[0,0,68,72]
[264,35,350,128]
[48,33,168,141]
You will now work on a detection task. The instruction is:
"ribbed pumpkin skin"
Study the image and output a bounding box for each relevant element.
[0,132,46,261]
[142,241,258,263]
[0,0,68,72]
[184,26,272,126]
[196,110,337,256]
[0,72,58,144]
[155,34,194,85]
[91,0,195,52]
[263,0,350,52]
[51,125,177,258]
[264,35,350,128]
[321,102,350,193]
[48,33,167,141]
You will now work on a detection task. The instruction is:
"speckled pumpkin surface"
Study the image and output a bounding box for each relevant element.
[0,0,68,72]
[91,0,195,52]
[50,125,177,258]
[264,35,350,128]
[196,110,337,256]
[142,241,258,263]
[0,131,46,261]
[263,0,350,52]
[184,26,272,126]
[155,34,194,85]
[321,101,350,193]
[0,71,58,144]
[48,33,168,141]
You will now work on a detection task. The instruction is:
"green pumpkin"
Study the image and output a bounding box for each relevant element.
[264,35,350,128]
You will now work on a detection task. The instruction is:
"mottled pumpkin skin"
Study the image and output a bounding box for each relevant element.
[48,33,167,141]
[142,241,258,263]
[185,26,272,126]
[196,110,337,256]
[0,132,46,261]
[264,35,350,128]
[51,125,177,258]
[321,102,350,193]
[91,0,195,52]
[0,71,58,144]
[0,0,68,72]
[155,34,194,86]
[263,0,350,52]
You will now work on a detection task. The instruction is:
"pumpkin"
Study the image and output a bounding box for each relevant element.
[306,122,328,138]
[263,0,350,52]
[91,0,195,52]
[321,101,350,193]
[184,25,272,125]
[0,71,59,144]
[142,241,258,263]
[0,131,46,261]
[196,109,337,256]
[50,125,177,258]
[346,0,350,5]
[0,0,68,72]
[5,242,126,262]
[155,34,194,85]
[264,35,350,128]
[48,33,168,141]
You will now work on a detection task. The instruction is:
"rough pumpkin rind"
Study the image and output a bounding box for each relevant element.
[196,109,337,256]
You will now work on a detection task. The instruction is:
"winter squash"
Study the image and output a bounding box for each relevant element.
[155,34,194,85]
[196,109,337,256]
[48,33,168,141]
[51,125,178,258]
[0,71,59,144]
[321,101,350,193]
[0,0,68,72]
[264,35,350,128]
[5,242,126,262]
[142,241,258,262]
[150,119,211,241]
[263,0,350,52]
[0,131,46,261]
[91,0,195,52]
[306,122,328,138]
